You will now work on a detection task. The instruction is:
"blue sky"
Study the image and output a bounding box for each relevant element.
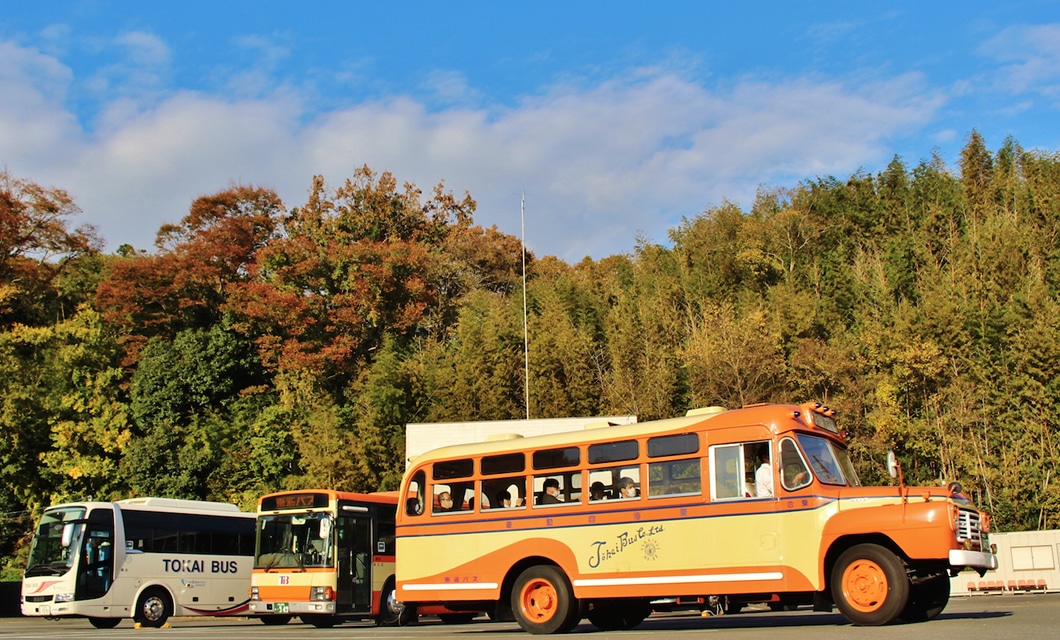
[2,2,1059,261]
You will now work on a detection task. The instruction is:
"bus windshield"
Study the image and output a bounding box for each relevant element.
[796,434,860,487]
[25,506,86,577]
[256,513,334,570]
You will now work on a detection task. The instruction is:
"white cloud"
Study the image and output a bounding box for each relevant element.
[980,23,1060,96]
[82,31,173,107]
[0,41,82,170]
[0,38,943,260]
[422,69,480,105]
[115,31,171,66]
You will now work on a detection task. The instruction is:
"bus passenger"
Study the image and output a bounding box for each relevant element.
[617,477,638,499]
[541,478,563,504]
[437,491,456,512]
[495,490,512,508]
[755,450,773,497]
[784,463,810,488]
[589,481,608,501]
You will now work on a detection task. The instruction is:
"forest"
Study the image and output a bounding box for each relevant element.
[3,131,1060,578]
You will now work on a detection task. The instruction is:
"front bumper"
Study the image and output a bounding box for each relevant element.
[949,549,998,570]
[249,600,336,615]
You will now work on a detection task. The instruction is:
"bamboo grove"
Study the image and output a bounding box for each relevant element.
[3,131,1060,577]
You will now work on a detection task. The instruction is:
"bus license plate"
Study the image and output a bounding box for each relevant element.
[274,602,289,614]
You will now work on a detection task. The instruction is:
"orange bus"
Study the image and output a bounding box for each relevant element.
[395,402,998,633]
[248,490,403,627]
[249,489,475,628]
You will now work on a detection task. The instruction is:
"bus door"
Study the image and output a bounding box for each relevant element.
[75,508,116,601]
[336,514,373,613]
[707,440,781,570]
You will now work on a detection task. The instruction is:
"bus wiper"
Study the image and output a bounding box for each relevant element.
[263,557,279,573]
[811,455,837,481]
[25,563,63,577]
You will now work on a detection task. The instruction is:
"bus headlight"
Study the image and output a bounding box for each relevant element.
[53,593,75,603]
[310,586,335,601]
[250,586,260,601]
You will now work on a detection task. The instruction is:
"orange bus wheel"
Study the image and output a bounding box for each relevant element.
[831,543,909,626]
[511,565,580,634]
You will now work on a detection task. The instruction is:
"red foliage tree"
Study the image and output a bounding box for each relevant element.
[95,185,282,363]
[0,170,101,328]
[227,168,476,391]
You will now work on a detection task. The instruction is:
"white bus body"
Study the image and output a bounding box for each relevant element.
[21,497,255,629]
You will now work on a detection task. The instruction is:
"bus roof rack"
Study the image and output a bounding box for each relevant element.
[485,433,525,441]
[685,406,727,417]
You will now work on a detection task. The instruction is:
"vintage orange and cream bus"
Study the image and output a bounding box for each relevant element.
[249,489,473,628]
[395,402,998,634]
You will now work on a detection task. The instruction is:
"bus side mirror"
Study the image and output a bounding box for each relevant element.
[319,518,331,539]
[886,451,898,479]
[61,523,75,549]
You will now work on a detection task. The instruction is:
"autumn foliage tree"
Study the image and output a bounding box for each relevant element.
[95,185,283,364]
[227,169,474,395]
[1,171,101,328]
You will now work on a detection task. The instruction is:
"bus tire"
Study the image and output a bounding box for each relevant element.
[831,544,909,626]
[304,614,340,628]
[88,617,121,629]
[511,565,580,635]
[134,587,173,628]
[378,578,416,626]
[900,573,950,622]
[586,599,650,630]
[259,615,292,625]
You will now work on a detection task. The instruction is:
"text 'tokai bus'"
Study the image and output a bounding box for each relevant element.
[249,489,475,628]
[21,497,255,628]
[395,402,998,634]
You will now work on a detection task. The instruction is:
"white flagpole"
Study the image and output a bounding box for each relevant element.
[521,193,530,420]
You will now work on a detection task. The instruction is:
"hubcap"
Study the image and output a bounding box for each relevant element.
[387,590,404,616]
[842,559,888,612]
[521,579,558,622]
[143,596,164,621]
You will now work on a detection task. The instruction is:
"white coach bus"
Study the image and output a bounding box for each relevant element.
[21,497,255,628]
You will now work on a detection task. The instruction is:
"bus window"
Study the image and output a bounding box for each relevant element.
[748,441,772,497]
[647,433,699,457]
[533,472,580,506]
[588,440,639,464]
[433,458,473,480]
[796,434,847,485]
[376,507,396,555]
[586,466,640,500]
[482,453,525,475]
[779,438,811,491]
[485,477,526,509]
[648,458,701,497]
[532,447,579,470]
[433,483,473,514]
[614,468,640,499]
[405,470,426,516]
[710,444,747,500]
